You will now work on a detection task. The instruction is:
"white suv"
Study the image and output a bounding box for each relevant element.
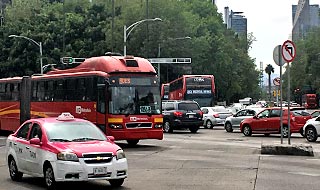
[303,116,320,142]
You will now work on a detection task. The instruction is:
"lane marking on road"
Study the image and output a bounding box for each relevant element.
[288,172,320,177]
[207,150,224,153]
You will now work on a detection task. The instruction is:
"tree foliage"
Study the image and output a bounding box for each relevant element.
[0,0,261,104]
[283,27,320,103]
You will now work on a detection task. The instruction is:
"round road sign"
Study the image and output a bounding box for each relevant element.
[273,77,281,86]
[281,40,296,63]
[273,45,285,66]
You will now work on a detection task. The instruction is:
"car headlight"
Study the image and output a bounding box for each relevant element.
[116,149,126,160]
[57,152,79,162]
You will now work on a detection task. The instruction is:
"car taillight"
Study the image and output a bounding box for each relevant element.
[199,111,203,117]
[174,111,183,117]
[213,113,219,118]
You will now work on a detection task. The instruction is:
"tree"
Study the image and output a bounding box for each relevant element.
[265,64,274,104]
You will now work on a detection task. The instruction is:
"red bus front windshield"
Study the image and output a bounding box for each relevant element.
[109,87,161,115]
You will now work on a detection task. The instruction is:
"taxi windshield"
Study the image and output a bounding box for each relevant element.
[44,121,107,142]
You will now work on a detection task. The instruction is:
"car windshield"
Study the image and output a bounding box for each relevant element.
[44,121,107,142]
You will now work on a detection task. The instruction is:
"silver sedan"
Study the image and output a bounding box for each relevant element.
[224,108,264,132]
[201,106,233,129]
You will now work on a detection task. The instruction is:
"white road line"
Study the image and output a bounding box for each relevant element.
[288,172,320,177]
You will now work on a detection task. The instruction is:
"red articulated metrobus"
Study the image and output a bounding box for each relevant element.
[0,54,163,146]
[302,93,317,109]
[166,75,215,107]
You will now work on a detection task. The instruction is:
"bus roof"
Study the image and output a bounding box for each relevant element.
[47,55,157,75]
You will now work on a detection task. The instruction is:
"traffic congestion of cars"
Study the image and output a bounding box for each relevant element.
[3,101,320,189]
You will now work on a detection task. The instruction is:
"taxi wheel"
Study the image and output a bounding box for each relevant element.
[127,140,139,146]
[243,125,252,136]
[8,158,23,181]
[225,122,233,132]
[109,178,125,187]
[44,165,57,190]
[163,121,173,133]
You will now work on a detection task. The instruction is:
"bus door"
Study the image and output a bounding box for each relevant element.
[20,76,31,124]
[96,77,107,133]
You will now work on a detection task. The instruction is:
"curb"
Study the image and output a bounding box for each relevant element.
[261,143,314,156]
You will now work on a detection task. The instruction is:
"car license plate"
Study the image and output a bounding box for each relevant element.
[93,167,107,175]
[189,115,194,118]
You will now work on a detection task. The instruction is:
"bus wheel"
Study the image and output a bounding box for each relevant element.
[127,140,139,146]
[163,121,173,133]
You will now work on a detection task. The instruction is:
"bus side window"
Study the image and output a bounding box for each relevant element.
[55,80,65,101]
[5,83,12,100]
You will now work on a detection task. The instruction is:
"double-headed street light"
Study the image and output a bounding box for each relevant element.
[124,18,162,56]
[9,34,43,74]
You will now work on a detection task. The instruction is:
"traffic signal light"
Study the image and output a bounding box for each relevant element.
[60,57,86,64]
[61,57,73,64]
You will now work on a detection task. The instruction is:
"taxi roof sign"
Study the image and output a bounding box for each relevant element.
[57,113,75,121]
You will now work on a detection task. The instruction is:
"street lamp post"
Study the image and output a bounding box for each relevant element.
[9,34,43,74]
[124,18,162,56]
[157,36,191,82]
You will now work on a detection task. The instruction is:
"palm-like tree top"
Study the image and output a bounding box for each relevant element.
[265,64,274,75]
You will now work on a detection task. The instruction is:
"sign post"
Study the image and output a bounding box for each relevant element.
[281,40,296,145]
[273,45,284,144]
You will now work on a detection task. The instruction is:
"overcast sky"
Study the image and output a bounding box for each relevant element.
[215,0,320,76]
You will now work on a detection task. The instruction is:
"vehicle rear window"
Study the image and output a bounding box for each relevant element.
[178,103,199,111]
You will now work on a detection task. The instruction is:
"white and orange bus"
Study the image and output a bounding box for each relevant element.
[0,55,163,146]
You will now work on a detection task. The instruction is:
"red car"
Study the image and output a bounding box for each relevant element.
[240,107,311,137]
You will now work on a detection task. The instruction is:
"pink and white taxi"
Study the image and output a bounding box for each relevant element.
[5,113,128,189]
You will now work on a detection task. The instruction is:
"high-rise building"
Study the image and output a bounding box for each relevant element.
[292,0,320,41]
[224,7,247,37]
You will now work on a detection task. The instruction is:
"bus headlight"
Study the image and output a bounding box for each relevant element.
[109,124,123,129]
[116,149,126,160]
[154,124,162,128]
[57,152,79,162]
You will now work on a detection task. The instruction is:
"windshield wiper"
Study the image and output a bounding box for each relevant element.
[72,137,102,142]
[50,138,71,142]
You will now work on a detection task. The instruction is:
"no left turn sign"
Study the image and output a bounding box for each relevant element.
[281,40,296,62]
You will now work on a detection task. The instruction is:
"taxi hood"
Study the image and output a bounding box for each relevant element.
[51,140,120,157]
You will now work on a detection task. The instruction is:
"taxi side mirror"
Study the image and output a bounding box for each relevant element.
[30,138,41,145]
[107,136,115,142]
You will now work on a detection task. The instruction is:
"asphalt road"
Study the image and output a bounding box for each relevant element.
[1,127,320,190]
